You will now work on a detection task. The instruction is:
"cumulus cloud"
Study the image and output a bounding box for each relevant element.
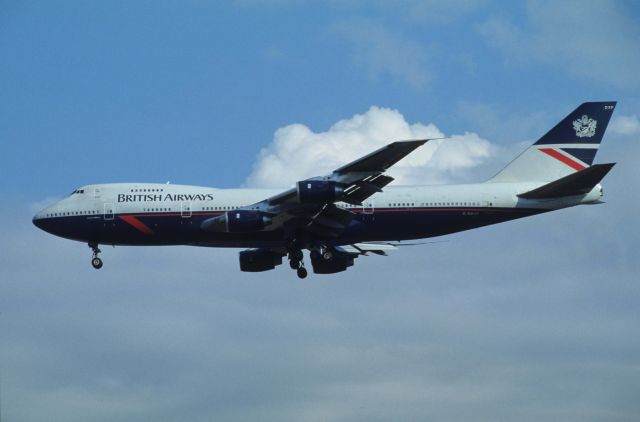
[333,20,432,89]
[610,115,640,136]
[244,106,494,188]
[479,0,640,89]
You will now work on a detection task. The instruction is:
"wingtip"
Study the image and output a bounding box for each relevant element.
[393,139,426,145]
[593,162,616,171]
[394,137,442,146]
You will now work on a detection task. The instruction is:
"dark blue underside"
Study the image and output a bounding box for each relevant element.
[561,148,597,165]
[36,207,545,248]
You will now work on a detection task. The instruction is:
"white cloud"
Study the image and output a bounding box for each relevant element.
[479,0,640,89]
[333,20,432,89]
[610,115,640,136]
[244,106,495,188]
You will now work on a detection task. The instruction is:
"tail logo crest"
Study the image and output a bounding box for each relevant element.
[573,115,597,138]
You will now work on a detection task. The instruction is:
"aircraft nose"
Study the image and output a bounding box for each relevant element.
[32,211,45,230]
[32,208,55,233]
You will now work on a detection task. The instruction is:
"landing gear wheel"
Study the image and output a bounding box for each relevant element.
[89,242,103,269]
[322,250,333,260]
[289,259,301,269]
[289,249,303,262]
[296,266,308,279]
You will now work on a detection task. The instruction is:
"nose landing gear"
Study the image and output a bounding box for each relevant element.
[89,243,103,269]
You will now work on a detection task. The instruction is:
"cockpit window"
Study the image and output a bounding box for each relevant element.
[69,189,85,195]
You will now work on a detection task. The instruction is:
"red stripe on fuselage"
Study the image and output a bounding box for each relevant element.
[119,215,155,235]
[539,148,586,171]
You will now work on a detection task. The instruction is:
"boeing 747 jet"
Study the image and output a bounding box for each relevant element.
[33,102,616,278]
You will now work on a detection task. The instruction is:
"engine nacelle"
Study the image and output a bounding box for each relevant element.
[310,253,355,274]
[296,180,343,203]
[239,249,283,272]
[226,210,272,232]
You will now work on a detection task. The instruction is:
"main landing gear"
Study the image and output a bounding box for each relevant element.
[89,242,103,269]
[287,244,334,279]
[288,249,307,279]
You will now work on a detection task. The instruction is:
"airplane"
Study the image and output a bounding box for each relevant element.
[33,102,617,278]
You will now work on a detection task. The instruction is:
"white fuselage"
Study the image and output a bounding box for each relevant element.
[34,181,603,222]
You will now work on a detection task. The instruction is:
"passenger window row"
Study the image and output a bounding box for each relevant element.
[131,188,164,192]
[46,210,99,217]
[382,202,482,207]
[202,206,240,211]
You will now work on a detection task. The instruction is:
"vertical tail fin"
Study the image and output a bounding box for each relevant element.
[489,102,616,182]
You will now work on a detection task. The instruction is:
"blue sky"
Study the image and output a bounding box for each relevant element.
[3,0,639,195]
[1,1,640,421]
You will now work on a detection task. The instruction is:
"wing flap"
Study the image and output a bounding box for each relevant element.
[343,174,395,204]
[336,242,398,256]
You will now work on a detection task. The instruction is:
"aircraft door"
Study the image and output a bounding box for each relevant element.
[181,202,192,218]
[103,202,114,221]
[362,199,374,213]
[362,199,374,221]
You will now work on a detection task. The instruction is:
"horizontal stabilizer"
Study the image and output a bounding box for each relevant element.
[518,163,615,199]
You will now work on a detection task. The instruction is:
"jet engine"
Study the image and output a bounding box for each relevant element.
[239,249,283,272]
[296,180,343,203]
[310,252,355,274]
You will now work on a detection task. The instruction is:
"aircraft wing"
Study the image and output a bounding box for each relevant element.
[201,139,431,239]
[266,140,427,207]
[236,139,430,237]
